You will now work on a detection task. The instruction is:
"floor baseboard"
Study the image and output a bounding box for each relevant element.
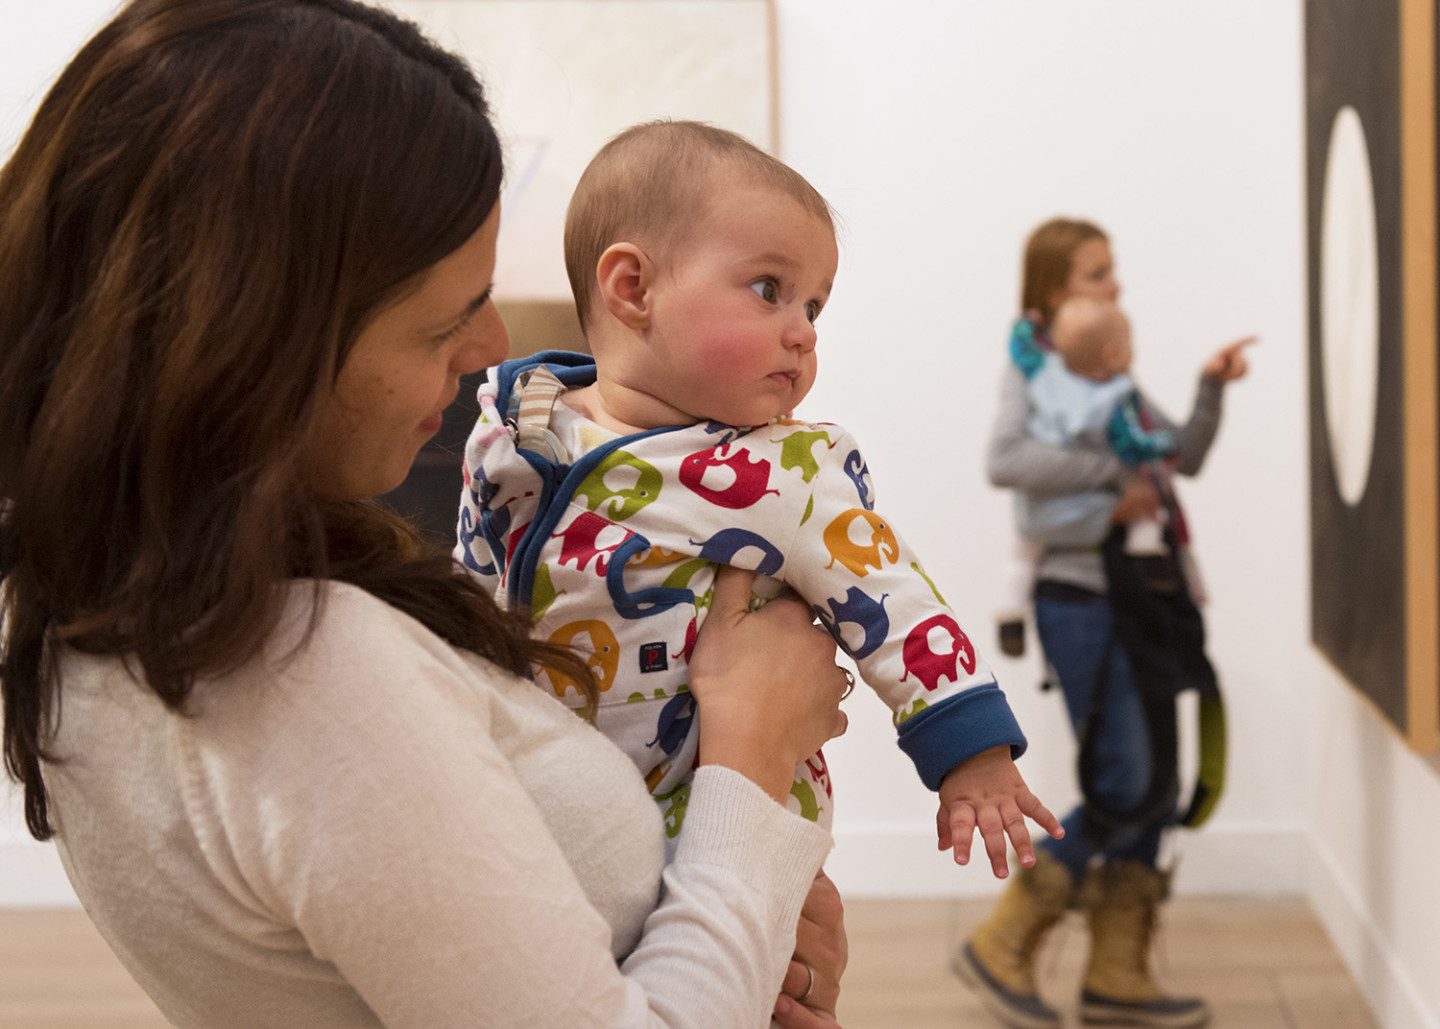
[826,821,1303,898]
[1302,830,1435,1029]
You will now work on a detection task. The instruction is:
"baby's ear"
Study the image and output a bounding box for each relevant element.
[596,243,653,330]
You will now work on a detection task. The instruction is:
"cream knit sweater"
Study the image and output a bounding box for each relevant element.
[42,581,831,1027]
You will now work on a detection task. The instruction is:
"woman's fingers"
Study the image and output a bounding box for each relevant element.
[782,871,846,1020]
[773,994,841,1028]
[780,960,814,1003]
[1205,335,1258,382]
[708,565,760,625]
[688,570,843,800]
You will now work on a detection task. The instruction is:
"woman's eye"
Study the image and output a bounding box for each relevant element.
[750,278,779,303]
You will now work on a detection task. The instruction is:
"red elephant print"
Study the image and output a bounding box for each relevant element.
[556,511,634,577]
[679,444,780,509]
[900,613,977,692]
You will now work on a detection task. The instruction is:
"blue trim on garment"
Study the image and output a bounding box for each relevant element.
[492,351,690,610]
[607,534,694,619]
[897,684,1028,791]
[493,349,599,400]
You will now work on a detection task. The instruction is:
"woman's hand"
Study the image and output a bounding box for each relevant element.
[774,870,848,1027]
[1110,478,1160,525]
[689,567,849,803]
[1202,335,1257,384]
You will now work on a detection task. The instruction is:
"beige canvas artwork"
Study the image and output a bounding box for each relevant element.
[383,0,776,304]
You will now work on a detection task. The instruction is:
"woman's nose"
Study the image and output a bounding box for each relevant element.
[459,304,510,373]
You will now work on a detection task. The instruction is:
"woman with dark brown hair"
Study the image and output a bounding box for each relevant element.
[0,2,849,1025]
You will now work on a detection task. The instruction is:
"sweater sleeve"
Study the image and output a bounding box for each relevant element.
[987,363,1126,496]
[183,588,831,1028]
[1142,374,1225,477]
[778,431,1026,790]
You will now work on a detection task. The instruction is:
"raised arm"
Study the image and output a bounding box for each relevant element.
[1143,375,1225,478]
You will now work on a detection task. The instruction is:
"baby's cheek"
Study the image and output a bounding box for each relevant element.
[693,330,770,376]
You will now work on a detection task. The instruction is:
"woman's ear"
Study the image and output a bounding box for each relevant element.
[596,243,654,330]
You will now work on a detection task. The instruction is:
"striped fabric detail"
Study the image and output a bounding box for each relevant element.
[514,365,569,463]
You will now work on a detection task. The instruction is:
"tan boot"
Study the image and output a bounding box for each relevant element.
[1080,860,1209,1027]
[954,852,1074,1028]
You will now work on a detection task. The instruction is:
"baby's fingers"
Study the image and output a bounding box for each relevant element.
[1020,790,1065,841]
[1001,799,1036,869]
[936,804,953,853]
[947,803,977,865]
[976,806,1010,878]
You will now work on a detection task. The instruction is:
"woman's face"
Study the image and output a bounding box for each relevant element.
[303,206,506,500]
[1060,237,1121,306]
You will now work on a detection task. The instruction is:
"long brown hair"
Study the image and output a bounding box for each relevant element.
[0,0,594,840]
[1020,217,1108,329]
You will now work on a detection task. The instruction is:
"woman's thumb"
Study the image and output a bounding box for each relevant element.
[709,566,758,623]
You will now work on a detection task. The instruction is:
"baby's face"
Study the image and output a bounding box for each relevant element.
[645,185,837,426]
[1099,321,1133,377]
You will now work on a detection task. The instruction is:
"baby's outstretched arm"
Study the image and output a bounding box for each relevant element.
[936,746,1063,878]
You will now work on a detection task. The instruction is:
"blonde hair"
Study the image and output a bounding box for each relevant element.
[1021,217,1108,329]
[563,120,833,329]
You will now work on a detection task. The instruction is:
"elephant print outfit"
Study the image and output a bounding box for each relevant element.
[457,352,1026,836]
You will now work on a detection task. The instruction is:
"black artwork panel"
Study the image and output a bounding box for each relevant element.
[1305,0,1407,732]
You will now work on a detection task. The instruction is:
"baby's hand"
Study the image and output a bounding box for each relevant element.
[936,746,1064,878]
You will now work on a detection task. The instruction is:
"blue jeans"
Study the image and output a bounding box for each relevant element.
[1034,588,1163,878]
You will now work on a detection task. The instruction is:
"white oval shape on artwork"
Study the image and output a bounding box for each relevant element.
[1319,105,1381,507]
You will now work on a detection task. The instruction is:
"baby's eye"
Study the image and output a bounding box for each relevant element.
[750,278,779,304]
[805,300,822,323]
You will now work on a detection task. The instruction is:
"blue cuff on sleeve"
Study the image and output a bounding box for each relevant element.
[896,683,1028,791]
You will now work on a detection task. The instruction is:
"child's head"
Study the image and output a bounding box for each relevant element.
[1021,217,1119,329]
[1050,296,1132,381]
[563,120,837,428]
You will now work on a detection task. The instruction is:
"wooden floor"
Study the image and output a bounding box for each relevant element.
[0,898,1374,1027]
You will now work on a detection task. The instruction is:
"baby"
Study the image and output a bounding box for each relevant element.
[994,297,1178,656]
[457,121,1058,869]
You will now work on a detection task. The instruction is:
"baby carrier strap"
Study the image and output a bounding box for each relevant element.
[1076,526,1227,838]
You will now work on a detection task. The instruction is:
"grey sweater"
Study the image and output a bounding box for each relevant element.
[987,363,1225,594]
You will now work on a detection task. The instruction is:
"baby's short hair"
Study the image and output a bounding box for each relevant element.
[563,120,833,329]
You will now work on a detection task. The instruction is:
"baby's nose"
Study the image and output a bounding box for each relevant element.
[785,316,818,351]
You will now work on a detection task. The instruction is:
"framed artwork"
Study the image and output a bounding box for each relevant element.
[1305,0,1439,751]
[377,0,778,542]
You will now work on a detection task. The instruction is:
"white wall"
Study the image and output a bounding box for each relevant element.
[2,2,1436,1025]
[770,2,1436,1026]
[774,0,1309,896]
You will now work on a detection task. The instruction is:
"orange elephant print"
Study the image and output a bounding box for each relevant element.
[823,509,900,577]
[543,619,620,699]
